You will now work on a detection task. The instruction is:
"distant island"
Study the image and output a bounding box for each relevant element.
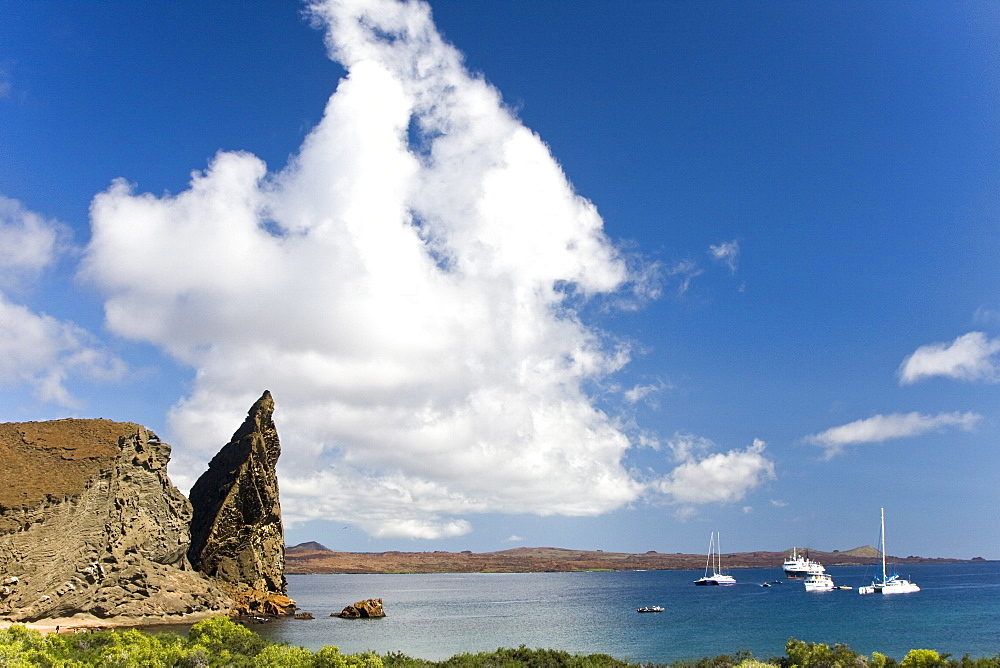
[284,542,985,575]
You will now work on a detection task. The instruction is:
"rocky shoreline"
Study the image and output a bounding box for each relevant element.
[0,391,294,626]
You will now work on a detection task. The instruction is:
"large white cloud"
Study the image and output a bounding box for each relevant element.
[804,411,981,459]
[898,332,1000,384]
[80,0,661,538]
[79,0,776,538]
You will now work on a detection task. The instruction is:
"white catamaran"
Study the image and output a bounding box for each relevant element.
[694,532,736,586]
[859,508,920,595]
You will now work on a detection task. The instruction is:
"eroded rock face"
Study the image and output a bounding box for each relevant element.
[0,420,231,622]
[187,391,290,614]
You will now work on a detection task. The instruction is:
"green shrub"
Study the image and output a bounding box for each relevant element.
[7,623,1000,668]
[383,650,437,668]
[432,646,633,668]
[785,638,866,668]
[340,649,385,668]
[253,643,317,667]
[954,654,1000,668]
[900,650,947,668]
[188,616,268,658]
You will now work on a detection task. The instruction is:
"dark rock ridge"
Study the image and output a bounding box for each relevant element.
[0,420,230,622]
[0,390,292,623]
[187,391,292,616]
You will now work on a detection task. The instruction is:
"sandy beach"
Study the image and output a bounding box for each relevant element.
[0,610,222,635]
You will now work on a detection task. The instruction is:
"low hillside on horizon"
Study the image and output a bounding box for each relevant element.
[284,543,981,575]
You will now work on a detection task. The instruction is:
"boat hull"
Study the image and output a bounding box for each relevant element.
[879,581,920,594]
[804,582,834,591]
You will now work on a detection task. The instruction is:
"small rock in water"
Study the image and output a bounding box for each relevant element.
[334,598,386,618]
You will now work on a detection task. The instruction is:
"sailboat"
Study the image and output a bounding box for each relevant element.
[694,532,736,586]
[858,508,920,595]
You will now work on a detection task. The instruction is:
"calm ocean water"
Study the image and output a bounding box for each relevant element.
[246,563,999,663]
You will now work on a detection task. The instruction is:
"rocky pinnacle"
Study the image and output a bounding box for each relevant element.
[187,391,286,597]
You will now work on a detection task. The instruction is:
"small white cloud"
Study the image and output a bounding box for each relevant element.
[804,411,981,459]
[0,195,69,289]
[708,240,739,273]
[624,383,657,404]
[369,518,472,540]
[742,506,753,514]
[656,437,775,505]
[973,307,1000,325]
[666,432,714,463]
[673,506,699,521]
[623,379,672,407]
[620,258,663,307]
[899,332,1000,384]
[0,195,122,408]
[770,499,788,508]
[634,431,661,450]
[505,535,524,543]
[667,259,703,295]
[0,293,126,407]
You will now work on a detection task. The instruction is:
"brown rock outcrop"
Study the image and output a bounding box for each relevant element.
[334,598,386,618]
[187,391,292,616]
[0,420,231,622]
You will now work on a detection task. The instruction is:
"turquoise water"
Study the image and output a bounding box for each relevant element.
[251,563,1000,663]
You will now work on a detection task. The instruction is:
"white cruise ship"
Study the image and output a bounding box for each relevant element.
[782,548,826,578]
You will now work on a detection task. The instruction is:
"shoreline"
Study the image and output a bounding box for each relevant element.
[0,609,223,635]
[284,544,991,575]
[5,561,993,632]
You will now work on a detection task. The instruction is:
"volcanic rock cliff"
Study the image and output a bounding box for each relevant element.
[187,391,292,616]
[0,420,230,622]
[0,391,293,623]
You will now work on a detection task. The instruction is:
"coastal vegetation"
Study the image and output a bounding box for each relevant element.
[1,619,999,668]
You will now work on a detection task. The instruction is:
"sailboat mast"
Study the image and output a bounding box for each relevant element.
[880,507,887,583]
[704,532,713,575]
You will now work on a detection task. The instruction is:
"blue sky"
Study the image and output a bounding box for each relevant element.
[2,0,998,560]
